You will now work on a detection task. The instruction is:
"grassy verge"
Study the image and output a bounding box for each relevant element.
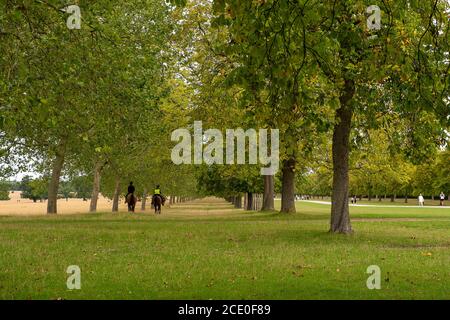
[1,201,450,299]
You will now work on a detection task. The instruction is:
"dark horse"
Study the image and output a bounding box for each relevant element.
[125,193,137,212]
[152,194,163,214]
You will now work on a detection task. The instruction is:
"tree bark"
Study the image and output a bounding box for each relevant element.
[141,188,147,211]
[246,192,253,210]
[112,178,121,212]
[330,79,354,234]
[235,195,242,208]
[281,158,296,213]
[243,193,247,210]
[262,175,275,211]
[89,161,102,213]
[47,139,67,214]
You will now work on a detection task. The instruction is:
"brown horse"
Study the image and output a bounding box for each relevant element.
[152,194,163,214]
[126,193,137,212]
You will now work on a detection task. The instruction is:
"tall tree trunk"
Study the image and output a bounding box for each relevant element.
[330,79,354,234]
[243,193,247,210]
[112,178,121,212]
[262,175,275,211]
[281,158,296,213]
[141,188,147,211]
[235,195,242,208]
[89,161,102,213]
[246,192,253,210]
[47,139,67,214]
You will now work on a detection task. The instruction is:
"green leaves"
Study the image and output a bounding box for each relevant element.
[169,0,187,7]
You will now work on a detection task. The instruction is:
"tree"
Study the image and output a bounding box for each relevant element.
[207,0,449,232]
[1,0,176,213]
[21,176,48,202]
[0,180,9,200]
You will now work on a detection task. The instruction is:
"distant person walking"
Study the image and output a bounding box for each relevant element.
[440,192,445,206]
[418,194,424,206]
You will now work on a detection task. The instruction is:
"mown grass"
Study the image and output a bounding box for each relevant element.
[1,200,450,300]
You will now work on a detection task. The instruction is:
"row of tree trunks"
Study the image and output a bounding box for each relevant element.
[170,196,191,203]
[48,152,197,214]
[242,193,263,211]
[226,175,274,212]
[253,194,263,210]
[234,196,242,208]
[226,195,242,208]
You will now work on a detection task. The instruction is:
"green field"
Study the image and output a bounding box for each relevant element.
[1,199,450,300]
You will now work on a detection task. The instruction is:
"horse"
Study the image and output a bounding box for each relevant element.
[125,193,137,212]
[152,194,163,214]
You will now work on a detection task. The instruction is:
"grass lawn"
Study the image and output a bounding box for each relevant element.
[1,199,450,300]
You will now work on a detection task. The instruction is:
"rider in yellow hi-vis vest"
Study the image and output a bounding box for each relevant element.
[152,185,165,205]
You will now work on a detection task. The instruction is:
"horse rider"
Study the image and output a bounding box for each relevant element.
[125,181,135,203]
[152,184,165,205]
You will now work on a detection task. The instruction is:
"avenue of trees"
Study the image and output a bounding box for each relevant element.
[0,1,449,234]
[174,0,449,233]
[0,0,199,212]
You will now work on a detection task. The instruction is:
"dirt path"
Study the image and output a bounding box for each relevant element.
[160,197,241,217]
